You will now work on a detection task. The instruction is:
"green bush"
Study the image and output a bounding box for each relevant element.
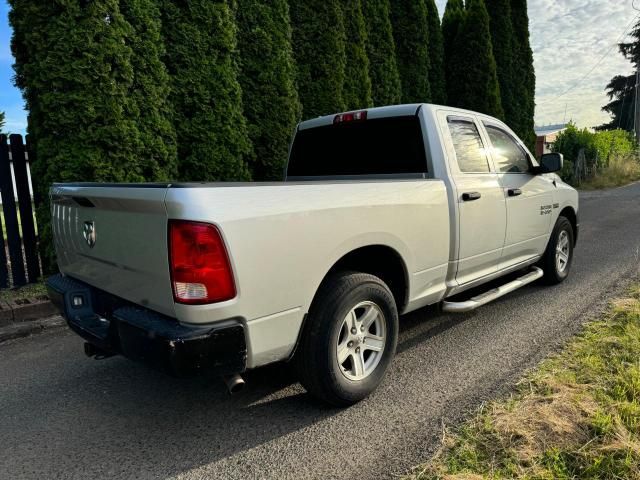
[390,0,431,103]
[236,0,301,180]
[485,0,515,124]
[446,0,504,118]
[425,0,447,105]
[161,0,252,182]
[290,0,346,119]
[341,0,373,110]
[362,0,402,106]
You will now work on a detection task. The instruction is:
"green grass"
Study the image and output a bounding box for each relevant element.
[0,280,47,303]
[0,201,38,241]
[580,153,640,190]
[407,285,640,480]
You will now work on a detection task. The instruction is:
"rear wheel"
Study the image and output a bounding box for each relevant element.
[541,216,574,284]
[295,272,398,406]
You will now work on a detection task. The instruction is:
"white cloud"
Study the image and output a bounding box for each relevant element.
[435,0,637,128]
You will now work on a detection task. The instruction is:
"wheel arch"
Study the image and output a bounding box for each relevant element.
[316,245,410,314]
[559,206,578,245]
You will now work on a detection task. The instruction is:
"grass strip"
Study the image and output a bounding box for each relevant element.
[407,285,640,480]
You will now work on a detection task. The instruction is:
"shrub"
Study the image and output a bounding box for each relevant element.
[341,0,373,110]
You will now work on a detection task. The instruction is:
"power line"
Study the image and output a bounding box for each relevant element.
[538,13,640,106]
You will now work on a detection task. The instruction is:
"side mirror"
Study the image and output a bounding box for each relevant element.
[537,153,563,174]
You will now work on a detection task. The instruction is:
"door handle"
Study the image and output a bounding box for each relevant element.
[462,192,482,202]
[508,188,522,197]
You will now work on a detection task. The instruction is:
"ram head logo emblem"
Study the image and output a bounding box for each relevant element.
[83,221,96,248]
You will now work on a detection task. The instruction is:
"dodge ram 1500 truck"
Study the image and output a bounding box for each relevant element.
[46,104,578,406]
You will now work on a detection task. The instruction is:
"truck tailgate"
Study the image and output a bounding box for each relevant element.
[50,184,175,317]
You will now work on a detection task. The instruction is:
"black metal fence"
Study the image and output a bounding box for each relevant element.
[0,134,41,288]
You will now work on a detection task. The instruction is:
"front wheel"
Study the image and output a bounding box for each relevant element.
[294,272,399,406]
[541,216,574,284]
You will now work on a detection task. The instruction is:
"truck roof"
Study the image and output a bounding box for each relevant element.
[297,103,494,131]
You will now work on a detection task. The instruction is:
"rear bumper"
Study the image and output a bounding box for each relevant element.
[46,274,247,377]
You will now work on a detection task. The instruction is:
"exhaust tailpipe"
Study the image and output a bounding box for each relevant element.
[223,374,245,394]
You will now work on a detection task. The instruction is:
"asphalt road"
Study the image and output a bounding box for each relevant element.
[2,183,640,480]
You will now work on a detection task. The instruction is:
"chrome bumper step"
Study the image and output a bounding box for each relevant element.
[442,267,544,313]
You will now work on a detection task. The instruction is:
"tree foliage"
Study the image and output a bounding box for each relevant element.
[161,1,251,182]
[599,18,639,132]
[120,0,177,181]
[425,0,447,104]
[510,0,536,149]
[236,0,300,180]
[341,0,373,110]
[442,0,465,102]
[9,0,170,271]
[390,0,431,103]
[0,112,5,132]
[446,0,504,118]
[485,0,514,124]
[362,0,402,106]
[289,0,346,118]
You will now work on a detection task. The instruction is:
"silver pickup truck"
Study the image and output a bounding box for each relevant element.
[46,104,578,406]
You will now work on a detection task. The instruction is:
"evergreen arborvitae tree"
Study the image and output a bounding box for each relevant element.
[289,0,346,118]
[0,112,5,132]
[447,0,504,118]
[425,0,447,104]
[485,0,515,125]
[362,0,402,106]
[442,0,465,102]
[9,1,157,271]
[120,0,177,181]
[390,0,431,103]
[341,0,373,110]
[161,1,251,181]
[510,0,536,149]
[236,0,301,180]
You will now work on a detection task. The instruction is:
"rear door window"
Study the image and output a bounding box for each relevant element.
[446,116,491,173]
[287,116,427,177]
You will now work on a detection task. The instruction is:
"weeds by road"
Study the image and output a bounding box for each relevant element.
[579,154,640,190]
[407,284,640,479]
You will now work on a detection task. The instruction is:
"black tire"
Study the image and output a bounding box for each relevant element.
[541,216,574,285]
[294,271,399,407]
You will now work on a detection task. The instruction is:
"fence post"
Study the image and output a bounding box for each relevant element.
[0,138,8,288]
[10,134,41,283]
[0,134,27,286]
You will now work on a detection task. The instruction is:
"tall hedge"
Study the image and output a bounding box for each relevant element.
[447,0,504,118]
[9,1,161,271]
[511,0,536,149]
[425,0,447,104]
[289,0,346,118]
[390,0,431,103]
[120,0,177,181]
[341,0,373,110]
[0,112,4,132]
[236,0,300,180]
[362,0,402,106]
[442,0,465,102]
[161,1,251,181]
[485,0,514,124]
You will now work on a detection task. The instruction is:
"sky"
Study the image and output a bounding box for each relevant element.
[0,1,638,135]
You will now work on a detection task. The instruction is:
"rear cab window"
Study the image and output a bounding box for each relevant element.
[287,115,428,178]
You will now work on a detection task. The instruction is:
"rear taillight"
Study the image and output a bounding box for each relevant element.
[168,220,236,304]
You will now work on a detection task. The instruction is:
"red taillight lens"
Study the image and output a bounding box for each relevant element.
[168,220,236,304]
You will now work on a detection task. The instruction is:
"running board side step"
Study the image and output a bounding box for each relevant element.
[442,267,544,313]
